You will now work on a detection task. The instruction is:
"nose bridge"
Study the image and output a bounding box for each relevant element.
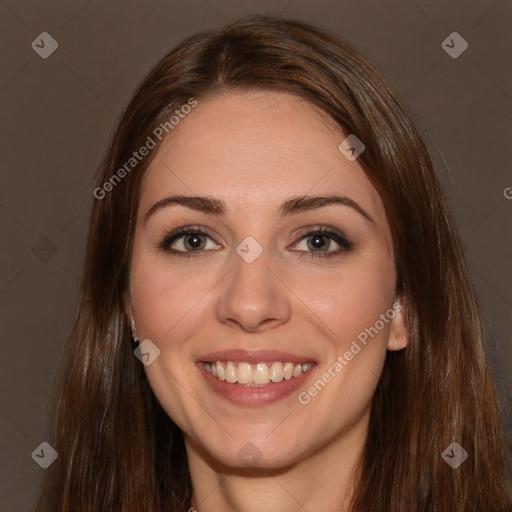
[216,238,291,331]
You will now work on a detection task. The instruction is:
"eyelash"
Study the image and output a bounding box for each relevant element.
[157,225,353,260]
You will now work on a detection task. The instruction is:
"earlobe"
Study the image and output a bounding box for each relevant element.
[123,293,140,349]
[122,294,132,323]
[387,298,409,351]
[122,293,136,334]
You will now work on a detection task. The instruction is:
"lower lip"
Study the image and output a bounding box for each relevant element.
[197,363,316,406]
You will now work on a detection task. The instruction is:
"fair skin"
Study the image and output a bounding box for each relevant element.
[126,91,409,512]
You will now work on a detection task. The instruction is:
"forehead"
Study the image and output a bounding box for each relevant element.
[139,91,385,224]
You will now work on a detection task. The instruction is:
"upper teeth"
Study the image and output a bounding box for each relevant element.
[205,361,313,385]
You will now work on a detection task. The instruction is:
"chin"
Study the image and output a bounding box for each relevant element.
[189,428,311,471]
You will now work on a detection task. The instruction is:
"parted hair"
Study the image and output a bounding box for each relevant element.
[36,15,511,512]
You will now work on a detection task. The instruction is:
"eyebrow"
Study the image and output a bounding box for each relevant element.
[144,194,375,225]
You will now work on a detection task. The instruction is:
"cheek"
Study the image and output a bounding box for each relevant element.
[129,249,211,341]
[307,258,395,409]
[293,257,396,352]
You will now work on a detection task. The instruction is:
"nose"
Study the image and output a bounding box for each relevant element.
[215,246,292,333]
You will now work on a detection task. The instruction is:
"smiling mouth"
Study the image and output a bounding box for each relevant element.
[201,360,314,386]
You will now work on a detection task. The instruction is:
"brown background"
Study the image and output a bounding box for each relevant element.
[1,0,511,509]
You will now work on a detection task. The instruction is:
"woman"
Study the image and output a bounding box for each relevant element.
[36,15,511,512]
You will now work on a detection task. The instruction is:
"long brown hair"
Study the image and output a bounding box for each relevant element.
[36,15,511,511]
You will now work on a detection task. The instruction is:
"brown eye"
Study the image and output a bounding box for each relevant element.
[159,226,220,257]
[292,227,352,259]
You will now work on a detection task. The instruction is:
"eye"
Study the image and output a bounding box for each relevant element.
[158,226,220,258]
[291,227,352,259]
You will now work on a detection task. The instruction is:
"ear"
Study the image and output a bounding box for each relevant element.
[386,296,409,351]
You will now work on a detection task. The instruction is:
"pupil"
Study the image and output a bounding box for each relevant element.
[310,235,327,250]
[186,234,203,250]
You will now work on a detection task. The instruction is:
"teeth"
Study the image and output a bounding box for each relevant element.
[269,362,284,382]
[283,362,294,380]
[204,361,313,385]
[253,363,270,384]
[302,363,312,373]
[237,362,253,384]
[225,361,237,383]
[216,361,225,381]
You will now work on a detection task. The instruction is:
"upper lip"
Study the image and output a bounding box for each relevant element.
[196,349,316,364]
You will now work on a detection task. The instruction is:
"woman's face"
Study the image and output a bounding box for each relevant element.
[128,91,408,470]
